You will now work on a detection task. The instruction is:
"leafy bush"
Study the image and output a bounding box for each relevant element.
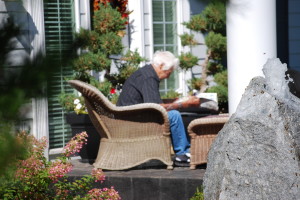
[190,186,204,200]
[105,49,147,86]
[93,4,127,34]
[178,52,199,71]
[206,84,228,104]
[161,90,181,99]
[188,78,204,91]
[214,70,228,87]
[72,52,111,81]
[0,132,121,200]
[205,32,226,62]
[180,33,198,47]
[58,93,87,114]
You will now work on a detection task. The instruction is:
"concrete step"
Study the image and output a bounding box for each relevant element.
[69,159,205,200]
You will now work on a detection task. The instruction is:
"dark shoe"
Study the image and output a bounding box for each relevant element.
[174,154,190,167]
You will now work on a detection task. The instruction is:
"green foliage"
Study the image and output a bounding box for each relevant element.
[73,4,125,82]
[0,129,27,176]
[93,4,127,34]
[190,186,204,200]
[201,2,226,34]
[119,65,139,81]
[98,32,123,55]
[121,49,147,67]
[90,79,113,97]
[110,93,119,104]
[90,78,119,103]
[73,28,91,49]
[183,14,207,32]
[71,3,144,106]
[185,2,226,34]
[214,70,228,87]
[72,52,111,81]
[161,90,181,99]
[206,71,228,104]
[0,132,121,199]
[106,49,147,86]
[188,78,204,90]
[206,84,228,103]
[205,31,226,61]
[58,92,87,114]
[180,33,198,47]
[181,1,227,109]
[178,52,199,71]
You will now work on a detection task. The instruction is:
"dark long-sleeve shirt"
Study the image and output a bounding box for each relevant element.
[116,64,163,106]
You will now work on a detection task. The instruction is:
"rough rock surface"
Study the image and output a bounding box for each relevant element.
[204,76,300,200]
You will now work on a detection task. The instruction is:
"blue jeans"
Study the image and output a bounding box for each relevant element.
[167,110,190,155]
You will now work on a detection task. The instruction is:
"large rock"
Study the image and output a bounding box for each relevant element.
[204,75,300,199]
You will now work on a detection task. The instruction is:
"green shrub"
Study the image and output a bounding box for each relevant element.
[188,78,204,91]
[190,186,204,200]
[161,90,181,99]
[93,4,127,34]
[178,52,199,71]
[207,84,228,104]
[180,33,198,46]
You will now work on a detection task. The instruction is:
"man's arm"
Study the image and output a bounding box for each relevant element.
[160,96,200,111]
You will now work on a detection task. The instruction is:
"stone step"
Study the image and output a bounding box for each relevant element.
[69,159,205,200]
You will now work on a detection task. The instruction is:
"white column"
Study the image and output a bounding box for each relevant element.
[226,0,277,114]
[128,0,144,57]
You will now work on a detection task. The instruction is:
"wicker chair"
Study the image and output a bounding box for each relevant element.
[187,114,229,169]
[68,80,173,170]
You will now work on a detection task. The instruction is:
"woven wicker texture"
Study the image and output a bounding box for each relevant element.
[68,80,173,170]
[188,114,229,169]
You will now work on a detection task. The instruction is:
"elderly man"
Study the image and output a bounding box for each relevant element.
[117,51,200,166]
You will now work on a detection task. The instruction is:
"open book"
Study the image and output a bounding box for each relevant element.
[174,93,218,111]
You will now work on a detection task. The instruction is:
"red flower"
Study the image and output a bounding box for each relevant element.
[110,88,116,94]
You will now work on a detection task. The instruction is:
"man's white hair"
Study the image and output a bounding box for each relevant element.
[152,51,179,70]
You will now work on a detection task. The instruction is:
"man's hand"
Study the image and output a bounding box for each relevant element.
[182,96,200,108]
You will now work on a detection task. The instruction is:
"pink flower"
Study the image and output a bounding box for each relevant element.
[48,160,73,182]
[15,155,45,180]
[91,168,106,183]
[88,187,121,200]
[63,132,88,157]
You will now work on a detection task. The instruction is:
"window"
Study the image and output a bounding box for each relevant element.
[152,0,179,94]
[44,0,75,149]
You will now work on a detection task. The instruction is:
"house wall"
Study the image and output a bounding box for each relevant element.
[0,0,32,65]
[0,0,46,140]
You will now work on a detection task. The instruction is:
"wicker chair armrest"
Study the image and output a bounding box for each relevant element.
[187,116,229,137]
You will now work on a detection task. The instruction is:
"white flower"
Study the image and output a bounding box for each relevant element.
[76,103,82,110]
[78,92,82,97]
[74,99,80,105]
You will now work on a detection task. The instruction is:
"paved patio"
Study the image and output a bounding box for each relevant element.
[69,158,206,200]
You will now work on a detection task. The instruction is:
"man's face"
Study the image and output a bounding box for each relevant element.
[159,66,174,80]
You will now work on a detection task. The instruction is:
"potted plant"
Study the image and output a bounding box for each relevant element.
[59,92,100,163]
[161,89,181,104]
